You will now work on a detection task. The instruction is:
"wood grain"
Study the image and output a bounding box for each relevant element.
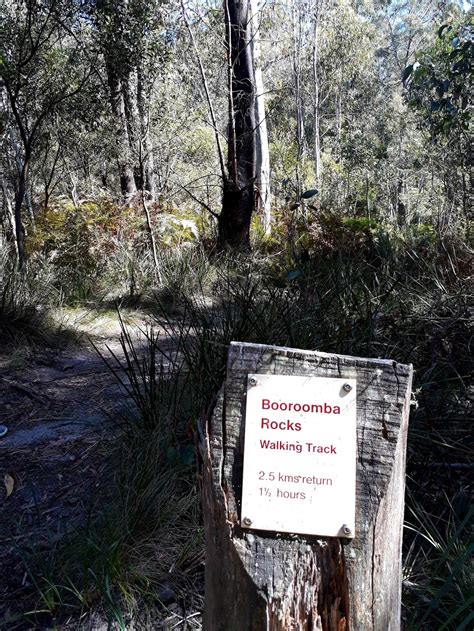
[201,342,413,630]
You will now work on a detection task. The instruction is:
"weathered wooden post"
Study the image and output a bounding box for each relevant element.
[201,342,413,630]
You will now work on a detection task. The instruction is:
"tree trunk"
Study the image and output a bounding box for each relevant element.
[292,3,305,197]
[14,159,28,268]
[335,77,342,163]
[105,59,137,198]
[250,0,271,234]
[1,178,18,256]
[9,127,35,225]
[219,0,256,247]
[141,193,161,282]
[312,1,323,188]
[202,341,413,630]
[137,64,156,198]
[122,67,142,190]
[395,178,405,226]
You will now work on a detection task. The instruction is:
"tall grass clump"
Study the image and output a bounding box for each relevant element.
[17,318,203,629]
[89,243,213,310]
[403,494,473,630]
[152,228,472,630]
[19,448,201,629]
[0,243,61,345]
[97,241,158,305]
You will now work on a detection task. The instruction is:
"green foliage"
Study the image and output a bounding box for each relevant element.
[259,208,382,265]
[93,0,170,79]
[404,497,473,630]
[269,139,316,198]
[405,19,472,141]
[25,196,208,305]
[182,125,216,164]
[28,200,124,301]
[158,228,471,383]
[155,214,200,248]
[1,1,92,122]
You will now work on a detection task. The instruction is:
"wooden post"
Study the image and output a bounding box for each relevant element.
[201,342,413,630]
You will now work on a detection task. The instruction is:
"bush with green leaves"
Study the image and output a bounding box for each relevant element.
[26,197,207,305]
[404,20,472,140]
[27,199,125,301]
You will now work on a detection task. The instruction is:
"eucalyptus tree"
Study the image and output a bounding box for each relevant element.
[93,0,136,197]
[404,14,472,226]
[181,0,267,245]
[312,0,325,188]
[218,0,258,246]
[92,0,169,199]
[1,0,93,266]
[266,0,383,207]
[250,0,272,233]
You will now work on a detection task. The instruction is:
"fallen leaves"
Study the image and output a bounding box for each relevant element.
[4,474,14,498]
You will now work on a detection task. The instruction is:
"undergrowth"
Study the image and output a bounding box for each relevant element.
[11,227,472,629]
[14,324,203,629]
[0,244,63,346]
[153,239,472,630]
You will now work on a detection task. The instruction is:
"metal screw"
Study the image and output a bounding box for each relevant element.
[342,524,352,536]
[342,383,352,392]
[249,377,257,386]
[243,517,252,526]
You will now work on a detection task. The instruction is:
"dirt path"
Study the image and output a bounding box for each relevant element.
[0,311,152,628]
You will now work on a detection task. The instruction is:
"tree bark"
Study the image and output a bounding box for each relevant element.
[335,75,342,163]
[13,156,29,268]
[250,0,271,234]
[312,1,323,188]
[1,177,18,256]
[219,0,256,247]
[105,58,137,198]
[202,342,413,630]
[292,3,305,197]
[137,64,156,198]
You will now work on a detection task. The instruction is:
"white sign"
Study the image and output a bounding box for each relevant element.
[241,374,357,538]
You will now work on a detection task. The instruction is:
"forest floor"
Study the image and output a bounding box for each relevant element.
[0,310,202,630]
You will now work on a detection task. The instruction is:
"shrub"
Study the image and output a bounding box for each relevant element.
[27,199,123,301]
[0,243,61,344]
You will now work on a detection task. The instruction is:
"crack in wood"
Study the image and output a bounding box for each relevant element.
[202,342,412,630]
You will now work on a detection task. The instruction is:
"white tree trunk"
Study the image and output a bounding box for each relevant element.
[292,1,305,197]
[312,1,323,188]
[137,64,156,198]
[1,177,18,257]
[250,0,271,234]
